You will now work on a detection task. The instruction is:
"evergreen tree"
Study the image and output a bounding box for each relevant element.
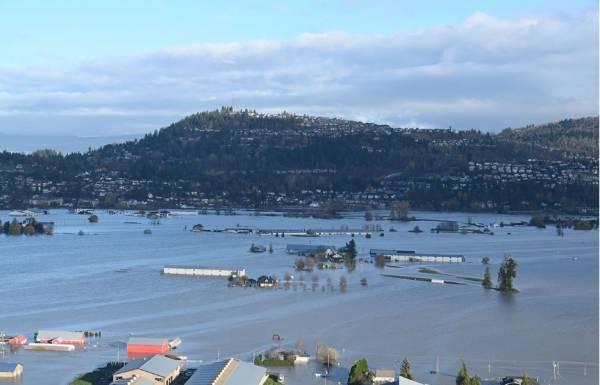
[400,357,413,380]
[456,361,470,385]
[497,255,518,291]
[521,373,533,385]
[482,267,493,289]
[346,239,357,260]
[347,358,372,385]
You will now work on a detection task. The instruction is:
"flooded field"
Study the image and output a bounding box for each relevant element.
[0,210,597,385]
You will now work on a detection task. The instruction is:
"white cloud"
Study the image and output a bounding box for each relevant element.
[0,10,597,136]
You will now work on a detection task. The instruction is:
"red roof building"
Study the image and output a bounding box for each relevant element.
[8,336,27,346]
[127,337,169,357]
[35,330,85,345]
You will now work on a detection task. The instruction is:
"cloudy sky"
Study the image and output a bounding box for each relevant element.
[0,0,597,145]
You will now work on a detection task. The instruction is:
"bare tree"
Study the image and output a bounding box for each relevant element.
[294,258,305,271]
[374,254,386,268]
[296,337,305,353]
[312,274,319,291]
[316,340,339,366]
[305,256,315,271]
[339,275,348,292]
[391,200,411,220]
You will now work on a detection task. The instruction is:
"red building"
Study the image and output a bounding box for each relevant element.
[35,330,86,345]
[8,335,27,345]
[127,337,170,357]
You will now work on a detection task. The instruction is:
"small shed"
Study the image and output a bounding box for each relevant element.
[0,363,23,378]
[373,369,396,384]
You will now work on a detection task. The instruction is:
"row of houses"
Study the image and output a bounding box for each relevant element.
[111,355,268,385]
[10,328,270,384]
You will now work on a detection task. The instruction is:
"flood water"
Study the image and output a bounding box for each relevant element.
[0,210,597,385]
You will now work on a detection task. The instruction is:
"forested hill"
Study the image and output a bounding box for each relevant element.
[1,108,598,213]
[498,117,598,157]
[89,108,596,183]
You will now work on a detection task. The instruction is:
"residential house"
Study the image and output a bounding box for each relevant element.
[112,355,183,385]
[185,358,268,385]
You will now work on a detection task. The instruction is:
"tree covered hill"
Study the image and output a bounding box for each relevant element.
[91,108,595,180]
[0,108,597,212]
[498,117,598,157]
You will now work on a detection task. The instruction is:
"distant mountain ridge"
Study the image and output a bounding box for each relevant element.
[0,132,139,154]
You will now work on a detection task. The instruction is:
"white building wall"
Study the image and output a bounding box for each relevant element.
[163,267,246,277]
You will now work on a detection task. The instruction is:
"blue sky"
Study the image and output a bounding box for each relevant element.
[1,0,594,67]
[0,0,597,147]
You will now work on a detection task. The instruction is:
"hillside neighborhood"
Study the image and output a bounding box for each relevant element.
[0,111,597,214]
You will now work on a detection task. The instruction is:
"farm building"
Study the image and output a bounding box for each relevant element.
[8,335,27,345]
[185,358,268,385]
[0,335,27,345]
[370,249,416,257]
[224,227,253,234]
[0,363,23,378]
[369,249,464,263]
[113,355,182,385]
[286,244,336,255]
[257,275,277,288]
[35,330,85,345]
[386,253,465,263]
[163,265,246,278]
[109,377,153,385]
[373,369,395,384]
[127,337,170,356]
[399,376,427,385]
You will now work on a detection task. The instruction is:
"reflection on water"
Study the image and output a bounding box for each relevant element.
[498,291,517,306]
[0,209,597,385]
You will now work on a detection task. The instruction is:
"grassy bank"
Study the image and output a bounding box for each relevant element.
[70,362,124,385]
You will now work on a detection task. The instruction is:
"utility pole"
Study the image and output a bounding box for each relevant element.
[430,356,439,374]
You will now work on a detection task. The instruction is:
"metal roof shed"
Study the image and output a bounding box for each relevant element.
[186,358,267,385]
[114,355,182,383]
